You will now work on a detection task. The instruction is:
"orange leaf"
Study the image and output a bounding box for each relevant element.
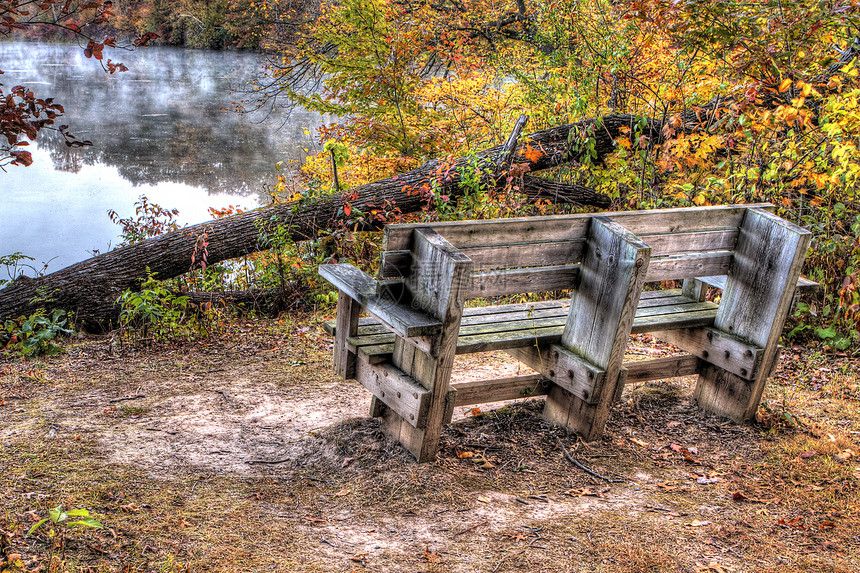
[779,79,792,92]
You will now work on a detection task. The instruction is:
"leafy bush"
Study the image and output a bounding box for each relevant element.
[117,270,196,343]
[1,309,75,357]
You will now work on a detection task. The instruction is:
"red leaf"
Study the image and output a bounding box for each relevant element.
[11,150,33,166]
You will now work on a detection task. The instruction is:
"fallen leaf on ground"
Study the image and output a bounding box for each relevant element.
[688,519,711,527]
[350,552,369,564]
[304,515,327,524]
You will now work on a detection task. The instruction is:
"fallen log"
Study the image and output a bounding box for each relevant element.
[0,116,631,330]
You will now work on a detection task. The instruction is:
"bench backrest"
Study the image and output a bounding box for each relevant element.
[379,203,774,299]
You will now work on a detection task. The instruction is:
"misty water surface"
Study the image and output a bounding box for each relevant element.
[0,42,329,278]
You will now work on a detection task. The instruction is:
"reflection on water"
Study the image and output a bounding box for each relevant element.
[0,42,329,275]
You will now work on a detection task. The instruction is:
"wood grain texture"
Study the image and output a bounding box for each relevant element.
[354,355,431,428]
[622,355,701,383]
[547,216,651,439]
[694,208,812,420]
[505,345,605,404]
[382,203,773,251]
[656,327,763,380]
[333,291,360,379]
[643,252,733,282]
[451,374,549,406]
[383,229,473,462]
[319,264,442,338]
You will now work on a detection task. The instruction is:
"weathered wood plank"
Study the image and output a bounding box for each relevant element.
[465,265,580,298]
[644,252,733,282]
[505,345,606,404]
[697,274,819,292]
[384,228,473,462]
[622,355,701,383]
[381,240,586,277]
[383,203,773,251]
[682,278,709,302]
[354,355,431,428]
[545,216,651,439]
[342,296,718,354]
[451,374,550,406]
[319,264,443,338]
[655,327,764,380]
[333,291,360,379]
[637,228,738,256]
[695,208,812,420]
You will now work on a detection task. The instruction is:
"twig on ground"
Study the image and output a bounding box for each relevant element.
[557,438,626,483]
[109,394,145,403]
[454,519,488,536]
[246,458,292,465]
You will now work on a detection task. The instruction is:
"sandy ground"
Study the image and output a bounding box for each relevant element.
[1,318,858,572]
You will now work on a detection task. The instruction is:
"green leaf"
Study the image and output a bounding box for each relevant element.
[49,506,65,523]
[815,326,836,340]
[65,508,91,518]
[66,518,103,529]
[27,518,50,535]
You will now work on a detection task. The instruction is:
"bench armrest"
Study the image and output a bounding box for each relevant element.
[319,263,443,338]
[695,275,819,292]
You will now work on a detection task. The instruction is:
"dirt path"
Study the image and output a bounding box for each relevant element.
[1,316,858,572]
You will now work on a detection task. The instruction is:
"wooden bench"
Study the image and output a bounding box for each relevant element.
[319,204,815,462]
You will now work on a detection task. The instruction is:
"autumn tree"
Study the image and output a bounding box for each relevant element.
[252,0,860,345]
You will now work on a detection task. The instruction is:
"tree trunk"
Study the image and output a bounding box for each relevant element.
[1,116,632,331]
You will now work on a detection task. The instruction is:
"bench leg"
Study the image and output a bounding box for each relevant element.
[377,338,459,462]
[374,228,471,462]
[543,217,651,441]
[333,291,360,379]
[694,208,811,420]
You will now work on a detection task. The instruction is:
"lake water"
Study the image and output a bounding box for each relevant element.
[0,42,330,279]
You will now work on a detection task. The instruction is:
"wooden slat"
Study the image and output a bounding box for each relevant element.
[465,264,580,298]
[655,327,764,380]
[451,375,549,406]
[383,216,592,252]
[381,239,586,277]
[697,274,819,292]
[638,228,738,256]
[355,355,431,428]
[319,264,442,338]
[622,355,701,383]
[339,293,719,354]
[383,203,773,251]
[644,252,733,282]
[630,308,717,333]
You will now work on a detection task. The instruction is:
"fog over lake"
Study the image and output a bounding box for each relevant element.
[0,42,329,279]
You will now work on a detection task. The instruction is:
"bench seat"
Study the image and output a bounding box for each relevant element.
[325,288,718,361]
